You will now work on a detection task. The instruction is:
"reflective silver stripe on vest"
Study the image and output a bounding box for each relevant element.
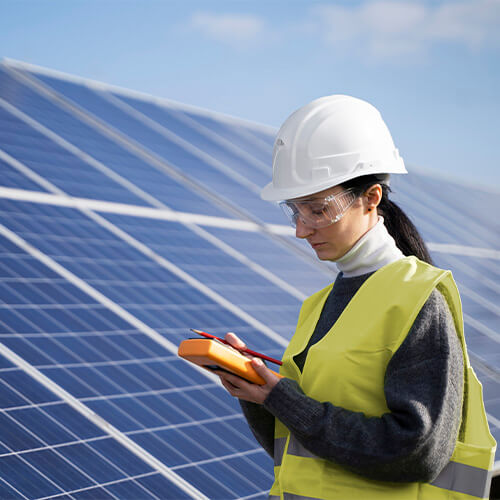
[268,494,320,500]
[431,460,492,498]
[282,437,492,498]
[286,435,318,459]
[282,494,321,500]
[274,437,287,466]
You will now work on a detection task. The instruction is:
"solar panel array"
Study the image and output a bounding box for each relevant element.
[0,59,498,499]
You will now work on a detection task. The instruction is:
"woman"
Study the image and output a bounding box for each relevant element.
[216,96,495,499]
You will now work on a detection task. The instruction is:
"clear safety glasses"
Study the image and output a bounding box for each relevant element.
[279,189,359,229]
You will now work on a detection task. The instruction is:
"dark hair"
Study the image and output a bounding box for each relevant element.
[341,174,433,265]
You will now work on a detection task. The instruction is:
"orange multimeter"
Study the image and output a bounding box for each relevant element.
[178,338,282,385]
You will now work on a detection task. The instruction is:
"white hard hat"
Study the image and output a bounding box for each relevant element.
[261,95,407,201]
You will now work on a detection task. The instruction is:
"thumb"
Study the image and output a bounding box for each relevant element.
[251,358,278,384]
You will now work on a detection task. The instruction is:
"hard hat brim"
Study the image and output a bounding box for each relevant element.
[260,163,407,202]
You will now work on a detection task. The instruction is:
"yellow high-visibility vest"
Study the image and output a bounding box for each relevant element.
[270,257,496,500]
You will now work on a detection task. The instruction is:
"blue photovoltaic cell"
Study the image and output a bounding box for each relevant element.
[202,225,336,298]
[391,172,499,249]
[102,213,301,341]
[180,108,275,167]
[0,67,229,219]
[0,156,49,192]
[393,172,497,235]
[114,93,272,187]
[0,103,148,205]
[0,352,193,499]
[23,69,285,225]
[0,198,275,498]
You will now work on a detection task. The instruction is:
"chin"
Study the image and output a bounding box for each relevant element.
[314,248,339,261]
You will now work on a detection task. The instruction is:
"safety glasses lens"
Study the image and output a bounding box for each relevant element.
[279,190,357,229]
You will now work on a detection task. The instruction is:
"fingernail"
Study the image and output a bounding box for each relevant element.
[253,358,263,367]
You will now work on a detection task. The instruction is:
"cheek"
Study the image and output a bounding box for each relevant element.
[321,221,350,244]
[320,218,362,255]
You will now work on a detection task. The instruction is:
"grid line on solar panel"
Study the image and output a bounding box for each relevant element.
[0,74,330,306]
[0,302,217,498]
[0,149,66,198]
[0,96,173,211]
[0,153,49,194]
[428,243,500,261]
[104,212,500,342]
[4,60,500,252]
[103,90,267,193]
[178,106,275,164]
[0,67,231,220]
[0,182,333,304]
[0,190,497,343]
[0,207,278,496]
[0,337,211,499]
[391,173,499,249]
[12,64,287,225]
[463,313,499,343]
[36,471,164,500]
[0,196,291,349]
[3,58,276,139]
[0,360,197,499]
[3,194,496,458]
[0,101,156,208]
[391,171,499,234]
[21,64,273,191]
[112,91,271,178]
[459,283,500,317]
[0,62,340,284]
[0,191,494,360]
[2,65,272,225]
[8,197,500,444]
[4,184,497,266]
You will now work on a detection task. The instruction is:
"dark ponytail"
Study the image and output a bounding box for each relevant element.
[341,175,434,265]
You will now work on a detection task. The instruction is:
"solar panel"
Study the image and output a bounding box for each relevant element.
[0,333,202,499]
[0,200,274,498]
[115,94,274,180]
[27,71,282,224]
[0,59,498,499]
[391,173,497,248]
[0,67,230,219]
[5,66,283,225]
[0,154,50,193]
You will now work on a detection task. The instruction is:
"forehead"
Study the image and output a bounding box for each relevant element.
[289,185,344,202]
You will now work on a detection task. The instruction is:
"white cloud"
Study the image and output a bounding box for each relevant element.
[427,0,500,47]
[189,12,265,45]
[313,0,500,60]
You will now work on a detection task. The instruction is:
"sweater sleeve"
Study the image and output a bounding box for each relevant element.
[239,400,275,458]
[262,289,464,482]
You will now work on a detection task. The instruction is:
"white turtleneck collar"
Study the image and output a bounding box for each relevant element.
[335,217,404,277]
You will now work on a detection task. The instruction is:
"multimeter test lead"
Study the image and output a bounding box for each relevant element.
[190,329,283,366]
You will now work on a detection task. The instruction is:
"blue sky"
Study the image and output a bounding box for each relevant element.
[1,0,499,189]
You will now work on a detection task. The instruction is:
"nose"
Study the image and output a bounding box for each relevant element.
[295,217,314,239]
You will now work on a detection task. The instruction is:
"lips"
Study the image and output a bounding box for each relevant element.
[310,242,326,249]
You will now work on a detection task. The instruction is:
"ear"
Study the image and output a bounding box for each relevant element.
[364,184,382,212]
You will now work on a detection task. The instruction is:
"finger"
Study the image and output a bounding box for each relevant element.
[224,332,246,350]
[219,376,238,395]
[251,358,280,386]
[217,370,252,390]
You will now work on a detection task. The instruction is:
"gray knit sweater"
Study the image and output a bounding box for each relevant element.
[239,271,464,482]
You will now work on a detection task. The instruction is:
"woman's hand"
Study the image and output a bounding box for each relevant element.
[216,332,281,404]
